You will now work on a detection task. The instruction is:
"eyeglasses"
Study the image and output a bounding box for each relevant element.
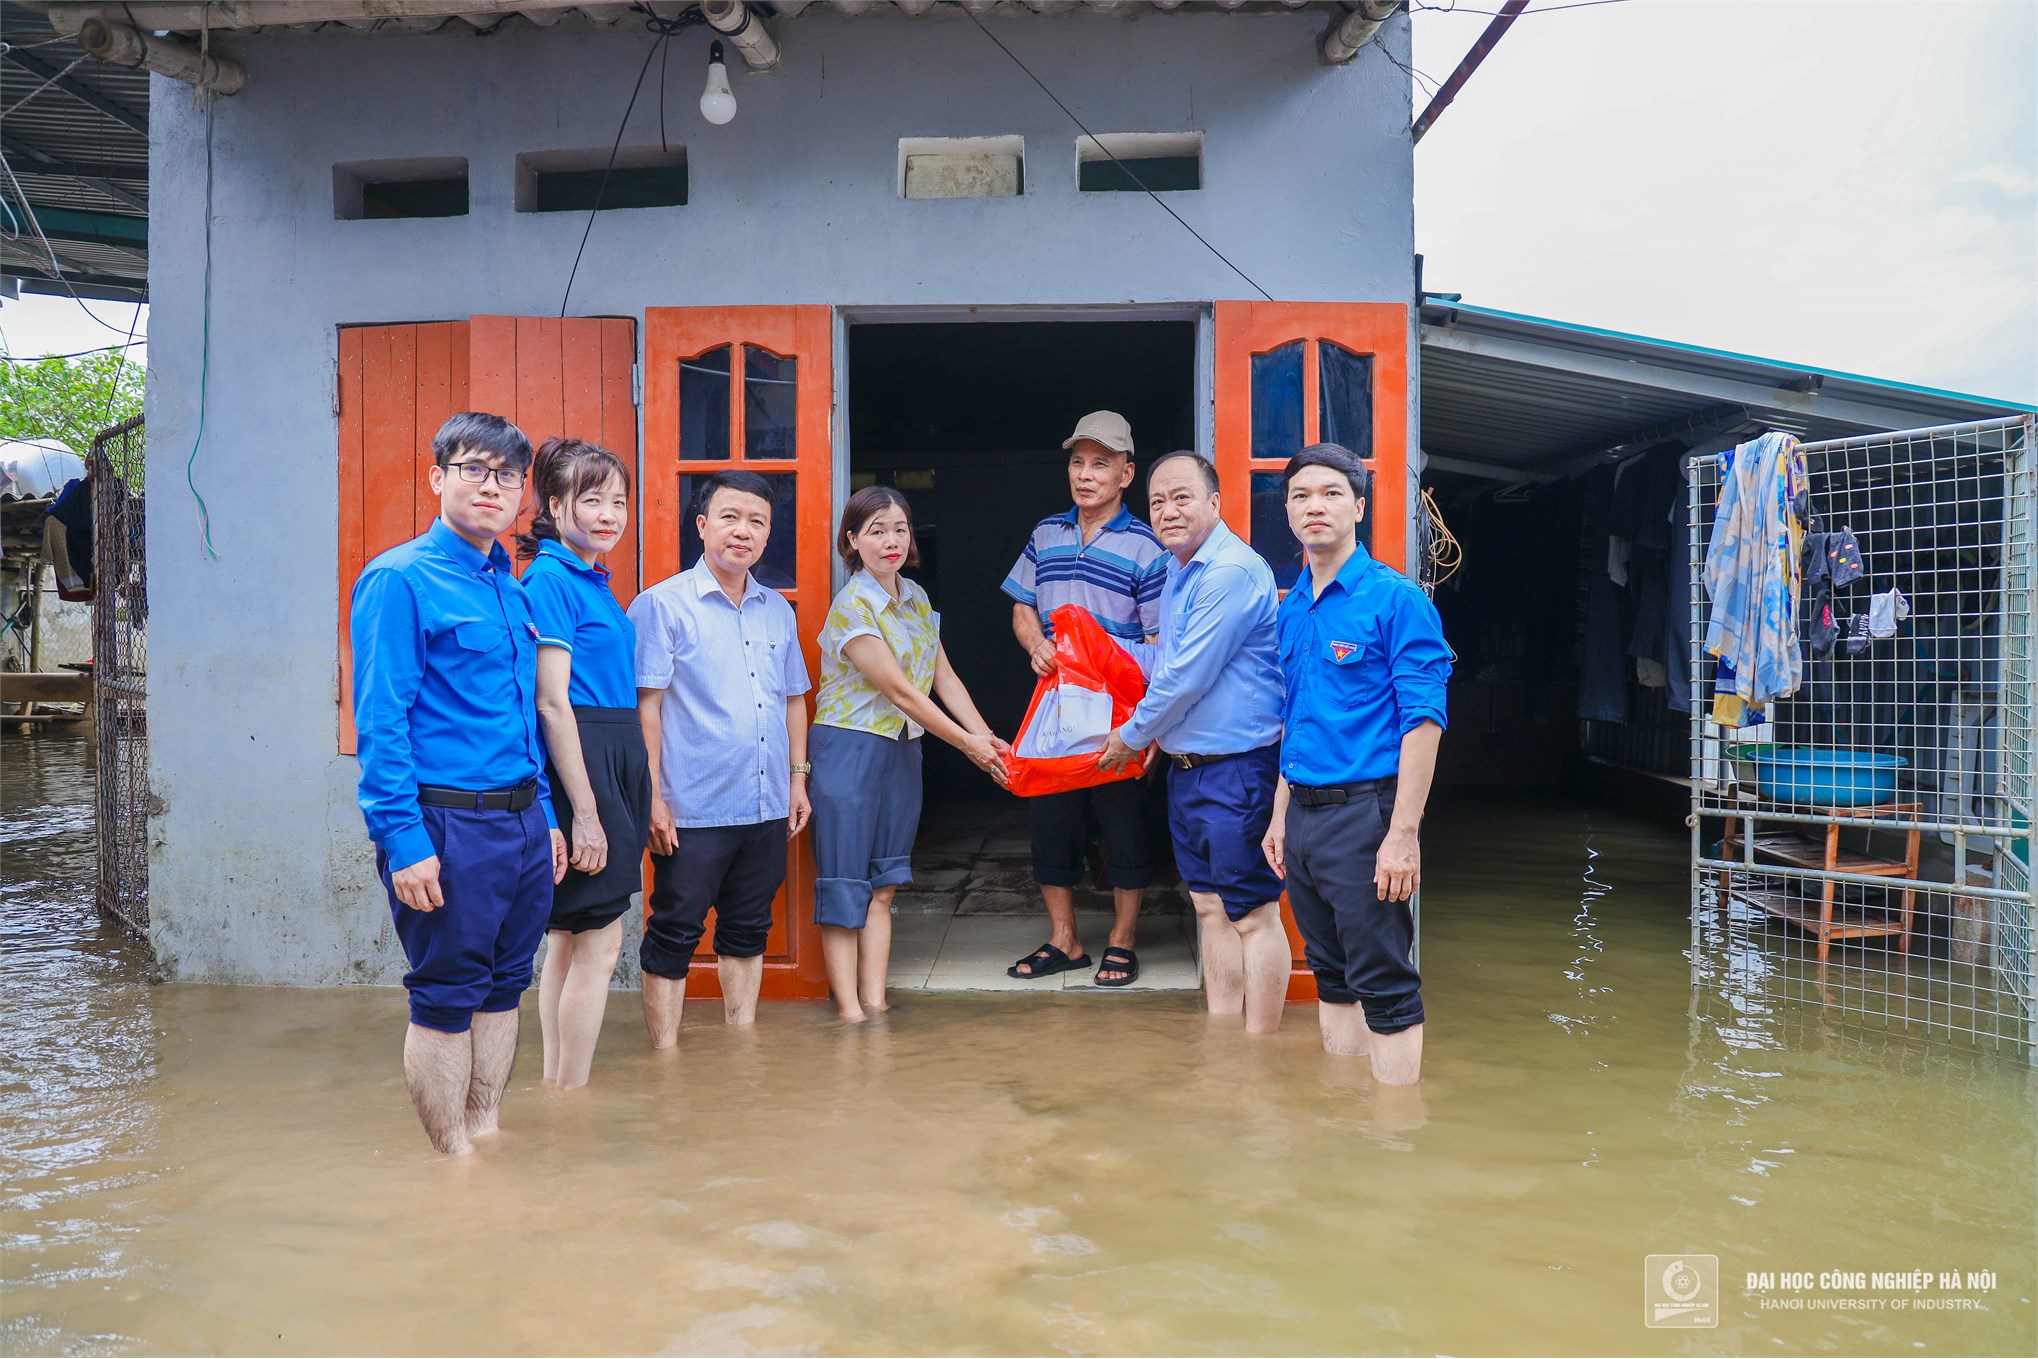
[448,461,527,490]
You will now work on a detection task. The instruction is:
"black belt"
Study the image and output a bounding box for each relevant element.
[1167,743,1277,771]
[1289,776,1396,807]
[417,780,538,811]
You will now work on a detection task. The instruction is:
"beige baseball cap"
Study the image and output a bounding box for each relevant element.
[1061,410,1134,456]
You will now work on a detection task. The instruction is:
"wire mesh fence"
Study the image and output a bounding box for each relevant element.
[1688,416,2036,1060]
[91,417,148,938]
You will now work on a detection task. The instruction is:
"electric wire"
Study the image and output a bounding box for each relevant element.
[1413,0,1631,14]
[1,339,145,361]
[560,4,704,319]
[960,9,1273,303]
[1,53,88,118]
[98,294,142,427]
[184,92,218,559]
[1422,486,1462,588]
[0,149,142,338]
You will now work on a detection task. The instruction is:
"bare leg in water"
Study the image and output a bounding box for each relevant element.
[1232,902,1290,1033]
[1191,891,1244,1015]
[719,953,764,1026]
[822,918,868,1022]
[538,930,570,1083]
[549,919,624,1089]
[404,1023,475,1156]
[858,885,898,1015]
[1319,1000,1371,1057]
[465,1007,520,1139]
[642,972,686,1050]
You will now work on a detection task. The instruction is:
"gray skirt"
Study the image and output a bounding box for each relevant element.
[808,723,923,928]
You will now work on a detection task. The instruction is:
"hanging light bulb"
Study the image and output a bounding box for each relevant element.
[699,40,737,126]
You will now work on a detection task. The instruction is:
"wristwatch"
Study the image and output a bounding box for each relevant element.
[791,762,812,775]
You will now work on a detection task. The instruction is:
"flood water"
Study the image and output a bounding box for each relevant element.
[4,727,2034,1356]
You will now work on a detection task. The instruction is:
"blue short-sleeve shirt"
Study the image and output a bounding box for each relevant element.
[1001,505,1168,643]
[520,539,638,709]
[1277,543,1452,786]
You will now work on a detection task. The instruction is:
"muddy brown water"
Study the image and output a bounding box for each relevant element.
[3,728,2033,1356]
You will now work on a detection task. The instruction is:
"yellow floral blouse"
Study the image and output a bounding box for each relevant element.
[814,570,940,738]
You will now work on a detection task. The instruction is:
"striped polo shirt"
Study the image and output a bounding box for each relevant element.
[1001,504,1168,643]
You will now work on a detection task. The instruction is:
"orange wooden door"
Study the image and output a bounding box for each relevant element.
[642,305,834,1000]
[336,316,640,753]
[1212,301,1411,1000]
[470,315,641,602]
[337,320,472,754]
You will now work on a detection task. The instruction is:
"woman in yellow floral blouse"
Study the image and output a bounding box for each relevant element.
[809,486,1009,1021]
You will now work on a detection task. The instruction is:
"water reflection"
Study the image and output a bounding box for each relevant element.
[2,746,2032,1356]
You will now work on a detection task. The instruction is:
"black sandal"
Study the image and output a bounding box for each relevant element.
[1093,946,1139,988]
[1007,943,1091,979]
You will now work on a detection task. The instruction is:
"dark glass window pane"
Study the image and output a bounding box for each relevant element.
[679,346,731,461]
[1250,470,1369,589]
[1079,156,1200,192]
[679,471,798,591]
[1250,341,1304,464]
[1319,341,1373,458]
[532,162,687,213]
[1249,472,1303,592]
[744,347,798,459]
[361,176,468,219]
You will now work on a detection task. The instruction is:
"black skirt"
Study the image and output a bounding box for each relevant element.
[546,705,652,933]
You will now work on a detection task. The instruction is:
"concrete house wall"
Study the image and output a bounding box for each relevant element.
[140,6,1416,984]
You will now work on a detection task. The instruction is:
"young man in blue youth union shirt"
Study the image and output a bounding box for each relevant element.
[350,412,569,1155]
[1262,442,1450,1085]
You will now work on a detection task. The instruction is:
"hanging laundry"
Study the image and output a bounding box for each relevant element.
[1868,587,1911,638]
[1825,527,1865,586]
[1704,431,1808,713]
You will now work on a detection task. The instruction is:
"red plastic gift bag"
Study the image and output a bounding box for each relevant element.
[1006,604,1150,798]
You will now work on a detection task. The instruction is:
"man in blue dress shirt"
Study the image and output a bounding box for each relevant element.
[628,469,812,1044]
[351,411,568,1155]
[1098,452,1290,1033]
[1262,443,1450,1085]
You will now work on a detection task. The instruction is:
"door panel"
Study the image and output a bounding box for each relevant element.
[336,316,638,752]
[643,305,834,1000]
[1213,301,1412,1000]
[337,320,470,754]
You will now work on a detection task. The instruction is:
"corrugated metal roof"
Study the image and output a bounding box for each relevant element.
[1417,300,2034,481]
[1,0,150,299]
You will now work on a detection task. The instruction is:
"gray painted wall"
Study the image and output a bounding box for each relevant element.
[141,7,1415,984]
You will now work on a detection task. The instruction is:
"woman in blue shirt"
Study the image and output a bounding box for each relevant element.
[517,438,647,1090]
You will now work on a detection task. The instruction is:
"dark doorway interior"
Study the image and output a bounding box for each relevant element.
[848,320,1196,806]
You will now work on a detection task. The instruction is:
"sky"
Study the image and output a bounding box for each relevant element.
[1408,0,2037,403]
[1,0,2032,404]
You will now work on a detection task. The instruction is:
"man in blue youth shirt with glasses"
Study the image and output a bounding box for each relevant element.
[1261,442,1450,1086]
[352,411,568,1155]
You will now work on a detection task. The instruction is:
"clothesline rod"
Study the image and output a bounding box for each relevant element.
[1694,854,2028,902]
[1696,807,2018,839]
[1796,414,2034,455]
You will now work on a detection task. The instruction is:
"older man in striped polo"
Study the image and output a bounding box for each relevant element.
[1001,411,1169,987]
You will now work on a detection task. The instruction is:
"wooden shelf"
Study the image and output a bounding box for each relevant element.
[1729,889,1912,943]
[1719,829,1917,877]
[1717,802,1921,962]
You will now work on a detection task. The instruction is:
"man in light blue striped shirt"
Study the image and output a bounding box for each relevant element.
[1001,411,1169,988]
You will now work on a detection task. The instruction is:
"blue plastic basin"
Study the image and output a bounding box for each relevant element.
[1750,747,1907,808]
